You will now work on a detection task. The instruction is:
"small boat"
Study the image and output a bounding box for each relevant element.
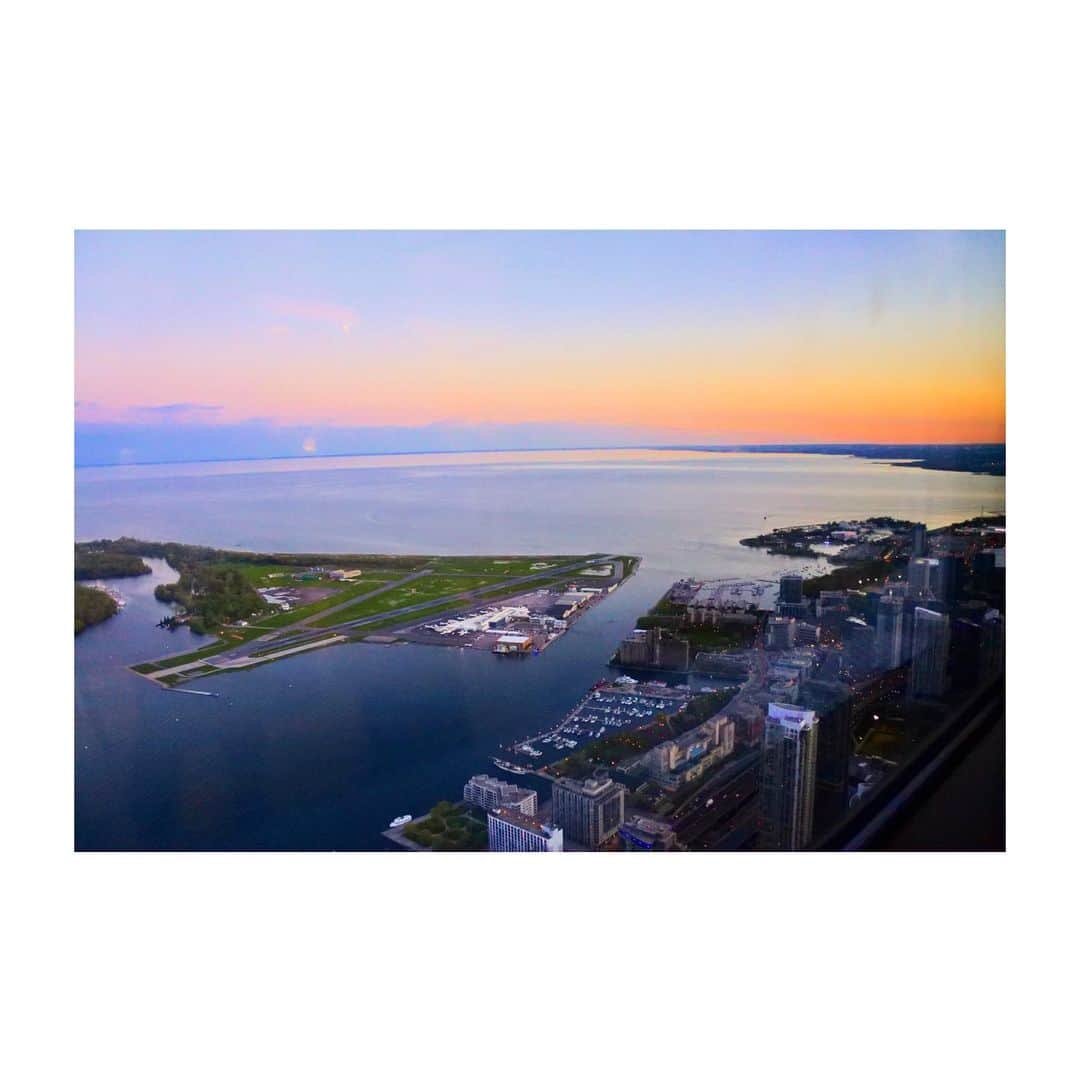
[388,815,412,829]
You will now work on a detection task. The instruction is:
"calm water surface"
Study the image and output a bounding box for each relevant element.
[75,449,1004,849]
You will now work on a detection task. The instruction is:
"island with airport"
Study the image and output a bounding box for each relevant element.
[73,538,637,685]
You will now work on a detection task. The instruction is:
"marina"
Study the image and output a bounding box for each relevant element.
[495,678,693,772]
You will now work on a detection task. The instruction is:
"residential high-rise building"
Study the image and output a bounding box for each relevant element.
[933,553,964,608]
[800,680,852,839]
[973,550,1004,596]
[614,626,690,670]
[551,771,626,848]
[911,522,928,557]
[949,616,983,691]
[903,594,945,661]
[766,615,797,650]
[463,774,538,816]
[779,574,803,605]
[841,616,876,677]
[760,703,819,851]
[909,607,951,698]
[815,590,851,635]
[777,574,808,618]
[486,807,564,852]
[875,594,905,670]
[981,608,1005,681]
[908,557,940,596]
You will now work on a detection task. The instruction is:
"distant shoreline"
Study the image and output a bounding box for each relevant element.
[75,442,1006,478]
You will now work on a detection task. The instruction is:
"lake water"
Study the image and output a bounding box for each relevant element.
[74,449,1005,850]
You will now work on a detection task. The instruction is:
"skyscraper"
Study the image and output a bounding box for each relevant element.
[911,522,928,558]
[779,574,804,605]
[778,574,809,618]
[908,557,940,596]
[551,771,626,848]
[909,607,951,698]
[949,616,984,690]
[876,594,905,670]
[766,615,798,650]
[842,616,876,677]
[800,680,852,839]
[933,553,964,608]
[760,703,819,851]
[981,608,1005,681]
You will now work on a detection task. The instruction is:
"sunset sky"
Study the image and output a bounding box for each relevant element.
[75,231,1004,464]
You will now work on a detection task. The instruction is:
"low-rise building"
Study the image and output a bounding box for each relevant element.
[492,632,534,655]
[549,590,590,619]
[816,590,850,614]
[645,714,735,790]
[693,651,752,678]
[618,816,678,851]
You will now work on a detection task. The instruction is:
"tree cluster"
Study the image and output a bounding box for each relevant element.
[75,584,118,634]
[154,564,269,631]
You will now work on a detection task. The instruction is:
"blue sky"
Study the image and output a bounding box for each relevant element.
[75,230,1005,464]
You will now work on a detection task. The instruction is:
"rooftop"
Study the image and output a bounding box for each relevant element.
[488,806,558,838]
[767,703,817,730]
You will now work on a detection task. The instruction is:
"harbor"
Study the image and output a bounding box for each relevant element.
[493,678,693,773]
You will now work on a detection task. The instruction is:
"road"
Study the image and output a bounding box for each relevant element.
[668,749,761,843]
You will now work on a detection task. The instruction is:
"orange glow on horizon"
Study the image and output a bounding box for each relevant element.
[75,309,1005,444]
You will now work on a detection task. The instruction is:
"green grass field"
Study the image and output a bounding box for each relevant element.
[403,802,487,851]
[213,561,309,588]
[248,576,404,629]
[309,573,501,628]
[415,555,586,577]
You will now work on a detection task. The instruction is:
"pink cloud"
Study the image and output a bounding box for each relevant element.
[266,297,357,334]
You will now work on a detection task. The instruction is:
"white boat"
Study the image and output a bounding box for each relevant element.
[389,815,412,829]
[493,758,528,775]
